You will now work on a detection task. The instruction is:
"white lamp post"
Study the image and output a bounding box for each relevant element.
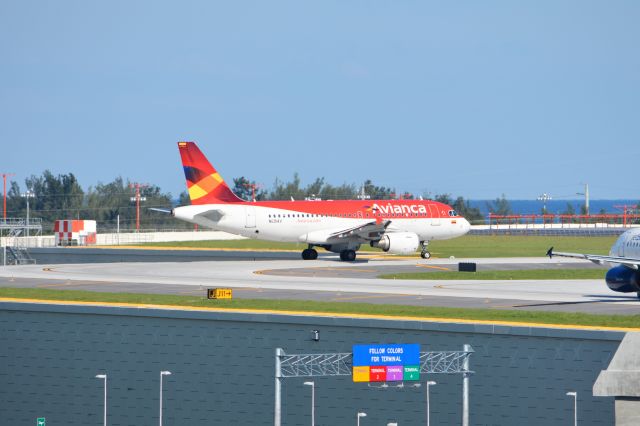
[566,391,577,426]
[95,374,107,426]
[357,411,367,426]
[160,371,172,426]
[426,380,437,426]
[20,190,34,237]
[304,381,315,426]
[537,193,552,215]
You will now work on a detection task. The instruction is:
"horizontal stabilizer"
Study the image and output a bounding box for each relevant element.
[149,208,172,214]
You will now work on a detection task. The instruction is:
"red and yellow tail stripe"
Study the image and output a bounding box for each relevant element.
[178,142,243,204]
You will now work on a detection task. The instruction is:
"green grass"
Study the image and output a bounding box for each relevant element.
[428,235,615,258]
[1,287,639,329]
[138,235,616,258]
[379,269,606,280]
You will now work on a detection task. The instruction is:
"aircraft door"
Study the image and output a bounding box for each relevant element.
[429,205,441,226]
[245,206,256,228]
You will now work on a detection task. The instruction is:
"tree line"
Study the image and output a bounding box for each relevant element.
[4,170,497,233]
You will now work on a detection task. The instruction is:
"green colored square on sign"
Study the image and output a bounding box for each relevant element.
[37,418,45,426]
[403,365,420,381]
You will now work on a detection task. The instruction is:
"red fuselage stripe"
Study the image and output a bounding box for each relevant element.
[236,200,458,219]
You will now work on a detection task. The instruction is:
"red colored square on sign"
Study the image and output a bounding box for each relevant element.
[369,366,387,382]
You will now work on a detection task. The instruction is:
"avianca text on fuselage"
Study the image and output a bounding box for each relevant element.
[371,203,428,215]
[172,141,471,261]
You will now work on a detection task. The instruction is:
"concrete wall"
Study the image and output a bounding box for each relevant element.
[0,302,622,425]
[1,230,245,248]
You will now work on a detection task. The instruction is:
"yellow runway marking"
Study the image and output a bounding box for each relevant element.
[1,297,638,332]
[415,264,451,271]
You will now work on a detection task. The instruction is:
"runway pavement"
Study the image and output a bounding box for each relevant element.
[0,255,638,314]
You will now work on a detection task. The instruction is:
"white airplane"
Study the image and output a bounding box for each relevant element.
[170,141,471,261]
[547,227,640,298]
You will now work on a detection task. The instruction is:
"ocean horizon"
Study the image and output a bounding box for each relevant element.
[467,199,639,216]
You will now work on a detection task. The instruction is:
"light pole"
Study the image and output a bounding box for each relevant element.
[95,374,107,426]
[566,391,577,426]
[426,380,437,426]
[537,193,552,216]
[357,411,367,426]
[20,190,34,237]
[577,183,589,215]
[160,371,172,426]
[304,381,315,426]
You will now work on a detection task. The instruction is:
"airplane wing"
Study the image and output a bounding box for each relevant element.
[302,220,392,245]
[546,247,640,270]
[329,220,392,241]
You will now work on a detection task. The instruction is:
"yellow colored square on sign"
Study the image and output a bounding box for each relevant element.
[353,366,370,382]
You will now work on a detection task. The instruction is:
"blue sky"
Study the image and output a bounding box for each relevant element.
[1,1,639,200]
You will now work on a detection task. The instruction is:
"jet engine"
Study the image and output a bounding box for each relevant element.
[371,232,420,255]
[605,266,640,293]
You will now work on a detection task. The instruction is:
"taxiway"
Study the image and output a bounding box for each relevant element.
[0,255,637,314]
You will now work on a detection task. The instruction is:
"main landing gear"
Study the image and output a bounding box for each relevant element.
[301,245,358,261]
[420,241,431,259]
[301,247,318,260]
[339,249,357,262]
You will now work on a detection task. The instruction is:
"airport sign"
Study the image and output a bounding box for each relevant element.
[353,344,420,366]
[207,288,233,299]
[352,344,420,383]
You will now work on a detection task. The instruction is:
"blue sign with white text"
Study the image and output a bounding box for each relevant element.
[353,344,420,366]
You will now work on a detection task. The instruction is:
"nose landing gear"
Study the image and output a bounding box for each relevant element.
[420,241,431,259]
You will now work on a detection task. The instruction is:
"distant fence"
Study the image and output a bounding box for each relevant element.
[474,215,639,236]
[488,213,640,227]
[470,227,631,236]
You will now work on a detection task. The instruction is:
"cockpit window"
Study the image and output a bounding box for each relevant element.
[448,210,458,217]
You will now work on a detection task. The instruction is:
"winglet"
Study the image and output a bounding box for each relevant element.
[546,247,554,258]
[178,142,244,204]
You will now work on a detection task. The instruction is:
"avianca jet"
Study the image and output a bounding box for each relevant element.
[171,141,471,261]
[548,227,640,299]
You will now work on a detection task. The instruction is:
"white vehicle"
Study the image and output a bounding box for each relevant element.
[547,227,640,298]
[172,141,471,261]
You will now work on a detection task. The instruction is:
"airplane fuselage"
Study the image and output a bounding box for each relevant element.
[174,199,470,244]
[609,228,640,259]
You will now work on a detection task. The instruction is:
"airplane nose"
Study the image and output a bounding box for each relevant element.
[461,218,471,234]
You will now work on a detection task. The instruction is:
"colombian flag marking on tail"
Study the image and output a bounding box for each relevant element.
[178,142,243,204]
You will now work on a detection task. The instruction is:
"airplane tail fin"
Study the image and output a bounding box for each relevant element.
[178,141,244,204]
